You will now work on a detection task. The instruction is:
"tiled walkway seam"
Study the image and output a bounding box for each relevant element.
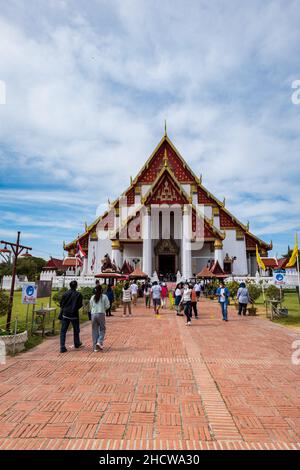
[177,316,242,441]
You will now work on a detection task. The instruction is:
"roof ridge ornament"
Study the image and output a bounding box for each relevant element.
[164,119,167,137]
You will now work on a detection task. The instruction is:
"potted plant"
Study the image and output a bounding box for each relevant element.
[247,283,261,315]
[0,290,28,355]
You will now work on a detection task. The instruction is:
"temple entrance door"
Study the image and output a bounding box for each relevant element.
[159,254,175,275]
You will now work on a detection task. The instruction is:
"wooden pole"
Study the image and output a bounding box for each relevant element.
[6,231,20,332]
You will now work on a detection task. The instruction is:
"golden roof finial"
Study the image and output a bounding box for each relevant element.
[84,221,88,232]
[164,119,167,137]
[223,197,226,207]
[108,198,111,207]
[130,176,133,185]
[199,174,202,184]
[246,220,250,231]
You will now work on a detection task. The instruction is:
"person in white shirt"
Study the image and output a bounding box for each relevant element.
[150,281,162,315]
[194,282,201,301]
[90,285,110,352]
[180,283,192,325]
[122,282,132,316]
[130,282,138,306]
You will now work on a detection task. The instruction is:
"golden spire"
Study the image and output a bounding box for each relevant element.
[164,119,167,137]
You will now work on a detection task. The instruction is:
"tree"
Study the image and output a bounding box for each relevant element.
[0,257,46,281]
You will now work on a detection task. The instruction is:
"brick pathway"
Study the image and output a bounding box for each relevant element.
[0,298,300,450]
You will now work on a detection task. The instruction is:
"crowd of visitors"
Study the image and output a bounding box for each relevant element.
[59,277,250,353]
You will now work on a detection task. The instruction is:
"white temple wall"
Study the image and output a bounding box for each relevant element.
[141,185,151,196]
[123,243,143,266]
[191,243,214,275]
[222,230,248,275]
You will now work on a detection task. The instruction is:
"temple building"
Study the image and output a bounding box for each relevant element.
[64,131,271,279]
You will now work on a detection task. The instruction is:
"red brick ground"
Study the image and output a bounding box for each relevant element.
[0,298,300,450]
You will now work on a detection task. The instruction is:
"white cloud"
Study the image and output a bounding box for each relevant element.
[0,0,300,256]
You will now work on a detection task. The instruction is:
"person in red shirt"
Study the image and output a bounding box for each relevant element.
[161,283,168,309]
[191,285,199,319]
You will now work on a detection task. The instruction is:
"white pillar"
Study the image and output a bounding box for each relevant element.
[142,207,152,276]
[111,240,123,270]
[181,205,192,280]
[214,239,223,268]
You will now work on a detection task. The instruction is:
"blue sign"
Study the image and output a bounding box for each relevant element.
[22,283,37,304]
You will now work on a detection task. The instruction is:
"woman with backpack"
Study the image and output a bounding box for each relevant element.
[90,284,110,352]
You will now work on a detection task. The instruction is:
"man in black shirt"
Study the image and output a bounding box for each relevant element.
[59,280,83,353]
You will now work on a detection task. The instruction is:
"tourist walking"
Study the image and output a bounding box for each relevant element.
[194,281,201,301]
[161,283,168,309]
[90,284,110,351]
[180,283,192,325]
[130,281,138,306]
[151,281,162,315]
[236,282,250,316]
[59,280,83,353]
[144,281,151,308]
[191,285,199,318]
[105,285,114,317]
[216,281,230,321]
[122,282,132,316]
[174,283,183,316]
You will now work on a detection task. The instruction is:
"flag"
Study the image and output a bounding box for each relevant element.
[286,233,298,268]
[256,245,266,271]
[76,240,86,260]
[91,245,96,272]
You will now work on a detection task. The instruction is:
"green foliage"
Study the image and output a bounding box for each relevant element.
[113,283,123,301]
[265,284,281,301]
[247,283,261,304]
[0,290,9,317]
[226,281,240,299]
[52,287,68,306]
[79,287,94,302]
[0,256,46,281]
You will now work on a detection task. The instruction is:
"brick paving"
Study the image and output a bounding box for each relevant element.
[0,298,300,450]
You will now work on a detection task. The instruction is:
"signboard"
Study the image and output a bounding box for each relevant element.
[37,280,52,299]
[22,283,37,304]
[273,269,286,286]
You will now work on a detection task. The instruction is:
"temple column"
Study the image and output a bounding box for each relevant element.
[214,239,223,268]
[181,205,192,280]
[142,207,152,276]
[111,240,122,270]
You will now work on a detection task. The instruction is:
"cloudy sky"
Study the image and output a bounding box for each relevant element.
[0,0,299,260]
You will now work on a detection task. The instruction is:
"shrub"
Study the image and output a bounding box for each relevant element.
[226,281,240,299]
[79,287,94,302]
[265,285,281,301]
[52,287,68,306]
[0,290,9,317]
[247,283,261,305]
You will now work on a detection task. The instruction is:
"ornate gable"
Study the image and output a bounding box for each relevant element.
[219,208,238,229]
[197,187,217,205]
[146,172,189,205]
[138,141,195,184]
[192,209,220,240]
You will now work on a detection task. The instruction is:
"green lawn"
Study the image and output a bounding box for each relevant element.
[256,291,300,328]
[1,290,89,335]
